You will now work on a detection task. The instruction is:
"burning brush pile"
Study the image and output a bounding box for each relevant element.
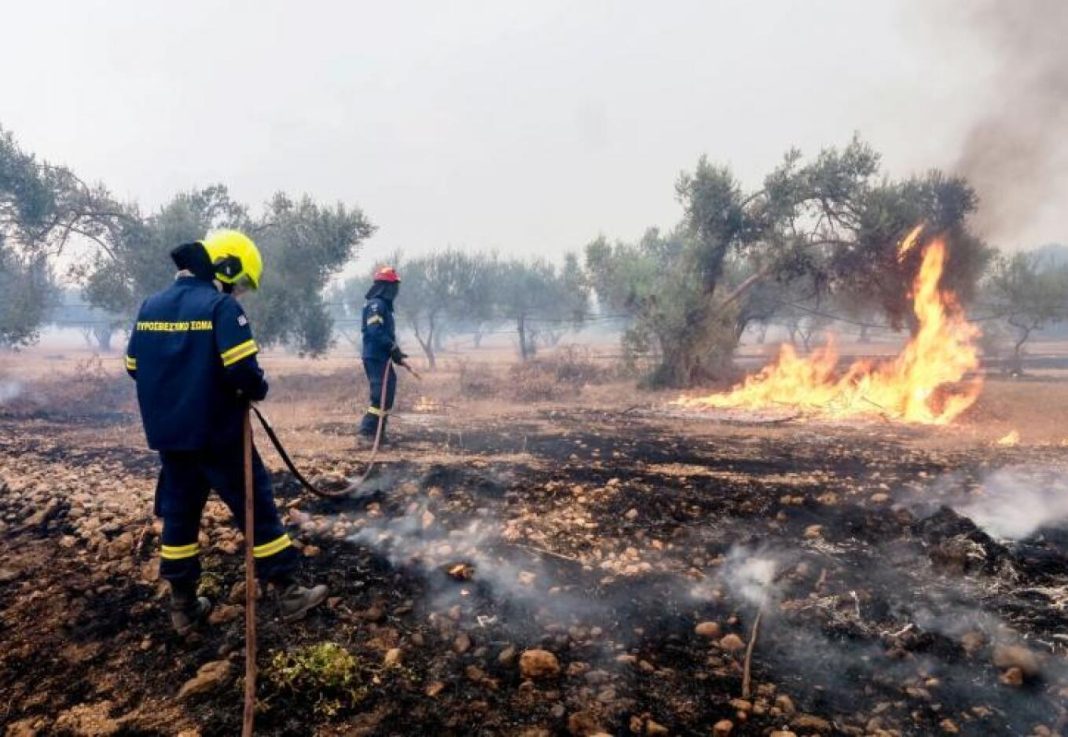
[679,228,983,425]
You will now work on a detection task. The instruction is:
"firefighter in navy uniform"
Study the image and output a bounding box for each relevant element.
[358,266,406,444]
[125,230,327,635]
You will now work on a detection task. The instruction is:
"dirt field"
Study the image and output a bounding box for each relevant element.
[2,342,1068,737]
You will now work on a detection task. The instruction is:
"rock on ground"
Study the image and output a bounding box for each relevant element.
[519,649,561,679]
[178,660,233,701]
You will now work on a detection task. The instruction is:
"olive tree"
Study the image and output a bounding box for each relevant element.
[984,252,1068,371]
[390,249,494,368]
[0,126,125,346]
[73,186,375,356]
[584,137,991,386]
[493,256,589,360]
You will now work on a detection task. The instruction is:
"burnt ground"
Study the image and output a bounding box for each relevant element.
[2,404,1068,737]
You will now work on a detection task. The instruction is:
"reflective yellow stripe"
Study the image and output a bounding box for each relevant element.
[161,542,199,560]
[366,406,388,417]
[125,355,137,370]
[253,534,292,558]
[366,315,384,326]
[220,339,258,367]
[222,343,257,366]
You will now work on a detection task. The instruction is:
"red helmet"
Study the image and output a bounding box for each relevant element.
[373,266,401,283]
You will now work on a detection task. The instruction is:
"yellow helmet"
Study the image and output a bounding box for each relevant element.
[201,229,263,290]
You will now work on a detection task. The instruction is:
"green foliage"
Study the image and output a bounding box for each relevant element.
[675,159,749,290]
[73,186,374,356]
[0,128,53,238]
[265,642,367,717]
[984,251,1068,367]
[195,571,225,600]
[341,250,589,363]
[390,248,494,368]
[74,185,243,316]
[244,194,375,355]
[0,126,112,346]
[584,228,683,317]
[0,248,57,347]
[584,227,720,380]
[492,256,590,359]
[2,124,374,355]
[585,137,990,386]
[836,170,991,330]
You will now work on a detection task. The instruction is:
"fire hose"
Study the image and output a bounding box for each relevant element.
[241,358,418,735]
[252,359,419,499]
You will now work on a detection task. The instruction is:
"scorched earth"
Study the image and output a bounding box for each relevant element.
[1,354,1067,737]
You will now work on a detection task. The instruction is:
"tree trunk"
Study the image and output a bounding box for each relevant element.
[517,315,532,360]
[412,321,437,370]
[655,339,709,386]
[1010,323,1032,375]
[719,265,773,309]
[650,308,714,387]
[734,317,749,343]
[756,324,768,344]
[648,273,761,387]
[425,328,437,369]
[93,324,114,352]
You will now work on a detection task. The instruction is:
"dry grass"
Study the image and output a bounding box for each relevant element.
[5,341,1068,455]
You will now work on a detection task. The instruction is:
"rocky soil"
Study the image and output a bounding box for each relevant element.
[2,403,1068,736]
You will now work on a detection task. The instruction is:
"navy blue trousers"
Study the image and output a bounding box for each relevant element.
[155,443,298,585]
[359,358,396,436]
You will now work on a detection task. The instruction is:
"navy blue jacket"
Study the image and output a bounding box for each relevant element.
[125,276,268,450]
[361,296,397,360]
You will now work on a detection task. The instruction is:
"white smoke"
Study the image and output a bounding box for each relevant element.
[0,380,21,404]
[336,497,600,622]
[718,547,782,608]
[955,466,1068,540]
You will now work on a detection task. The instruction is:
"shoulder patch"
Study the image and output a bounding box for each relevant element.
[237,314,248,327]
[368,302,381,313]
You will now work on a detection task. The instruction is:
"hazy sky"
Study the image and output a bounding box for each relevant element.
[2,1,1063,273]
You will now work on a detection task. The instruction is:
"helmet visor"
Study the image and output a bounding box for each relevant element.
[232,273,257,294]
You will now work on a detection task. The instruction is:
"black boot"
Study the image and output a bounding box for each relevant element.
[170,581,211,635]
[273,576,329,623]
[355,429,388,448]
[357,414,388,447]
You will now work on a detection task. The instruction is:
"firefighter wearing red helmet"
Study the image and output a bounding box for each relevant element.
[359,266,405,443]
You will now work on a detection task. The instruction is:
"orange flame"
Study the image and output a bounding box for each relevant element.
[996,430,1020,446]
[678,237,982,424]
[897,224,923,262]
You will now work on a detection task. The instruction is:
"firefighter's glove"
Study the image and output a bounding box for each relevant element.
[390,346,408,364]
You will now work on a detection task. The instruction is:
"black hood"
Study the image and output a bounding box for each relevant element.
[170,242,216,283]
[365,281,399,303]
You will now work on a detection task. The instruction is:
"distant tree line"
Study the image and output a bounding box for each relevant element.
[0,125,373,355]
[4,123,1066,381]
[334,250,589,367]
[979,249,1068,370]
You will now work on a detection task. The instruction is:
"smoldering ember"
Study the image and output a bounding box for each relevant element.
[3,3,1068,737]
